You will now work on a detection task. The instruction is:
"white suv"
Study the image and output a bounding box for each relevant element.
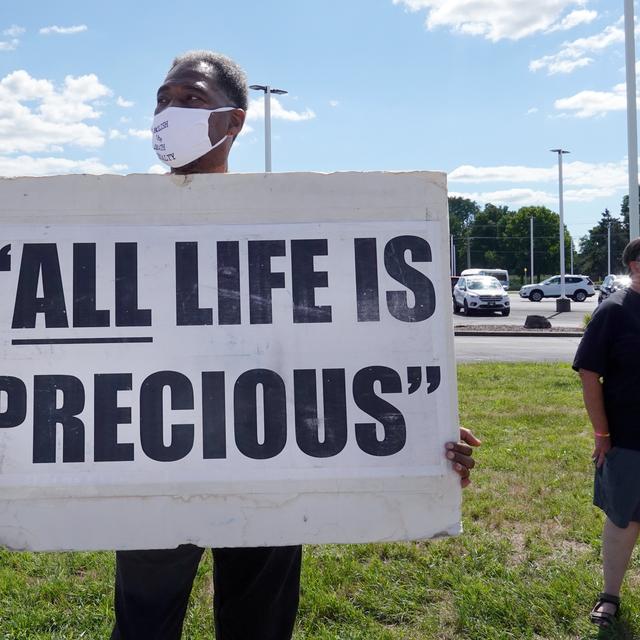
[453,276,510,316]
[519,275,595,302]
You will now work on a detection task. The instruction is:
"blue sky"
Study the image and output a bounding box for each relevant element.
[0,0,636,243]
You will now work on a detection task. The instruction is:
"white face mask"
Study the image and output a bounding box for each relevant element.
[151,106,236,169]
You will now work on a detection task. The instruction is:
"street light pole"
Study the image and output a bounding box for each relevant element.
[624,0,639,239]
[249,84,288,172]
[264,86,272,172]
[551,148,571,312]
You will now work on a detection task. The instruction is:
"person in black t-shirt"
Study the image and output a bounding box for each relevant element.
[574,237,640,627]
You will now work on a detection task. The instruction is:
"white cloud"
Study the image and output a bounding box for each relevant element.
[450,160,628,190]
[526,107,539,115]
[554,83,627,117]
[329,100,340,107]
[531,55,593,74]
[0,39,19,51]
[546,9,597,32]
[450,164,554,183]
[116,96,134,108]
[0,155,126,177]
[246,97,316,122]
[39,24,88,35]
[128,128,151,140]
[451,186,619,206]
[449,159,629,206]
[3,25,25,37]
[450,188,556,206]
[147,164,167,174]
[119,116,131,123]
[0,69,110,153]
[530,24,624,74]
[109,129,126,140]
[392,0,589,42]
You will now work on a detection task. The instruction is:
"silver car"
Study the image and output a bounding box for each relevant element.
[519,275,595,302]
[453,276,510,316]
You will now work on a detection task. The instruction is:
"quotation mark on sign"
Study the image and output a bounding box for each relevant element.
[0,245,10,271]
[406,366,441,394]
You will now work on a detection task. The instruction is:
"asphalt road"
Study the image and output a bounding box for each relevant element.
[454,335,582,363]
[452,292,597,328]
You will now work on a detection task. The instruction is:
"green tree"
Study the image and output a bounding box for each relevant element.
[448,196,479,271]
[502,206,570,281]
[619,186,639,230]
[465,203,511,269]
[575,207,628,280]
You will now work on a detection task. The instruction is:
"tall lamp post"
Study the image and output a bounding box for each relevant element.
[249,84,288,172]
[551,148,571,312]
[624,0,639,238]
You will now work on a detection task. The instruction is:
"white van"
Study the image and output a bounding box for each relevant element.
[460,268,509,290]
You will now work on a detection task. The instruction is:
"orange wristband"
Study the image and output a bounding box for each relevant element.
[594,432,610,437]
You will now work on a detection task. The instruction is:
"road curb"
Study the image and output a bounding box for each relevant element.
[454,330,583,337]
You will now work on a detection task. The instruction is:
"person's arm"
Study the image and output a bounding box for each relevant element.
[578,368,611,467]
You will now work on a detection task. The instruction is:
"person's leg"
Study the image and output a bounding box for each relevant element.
[212,545,302,640]
[595,518,640,617]
[111,545,204,640]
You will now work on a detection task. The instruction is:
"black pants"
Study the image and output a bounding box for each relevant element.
[110,545,302,640]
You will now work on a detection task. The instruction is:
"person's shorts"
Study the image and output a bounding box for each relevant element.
[594,446,640,528]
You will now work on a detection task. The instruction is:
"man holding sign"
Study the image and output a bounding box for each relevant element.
[102,50,480,640]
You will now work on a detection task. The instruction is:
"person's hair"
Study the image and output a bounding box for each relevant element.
[622,237,640,266]
[168,50,248,111]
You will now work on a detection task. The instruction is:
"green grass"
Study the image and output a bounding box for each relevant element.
[0,363,634,639]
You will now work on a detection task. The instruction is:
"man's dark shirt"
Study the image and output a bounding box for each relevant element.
[573,287,640,450]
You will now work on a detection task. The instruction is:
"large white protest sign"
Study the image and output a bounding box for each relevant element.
[0,171,459,551]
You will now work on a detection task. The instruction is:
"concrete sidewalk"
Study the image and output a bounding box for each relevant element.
[454,326,583,338]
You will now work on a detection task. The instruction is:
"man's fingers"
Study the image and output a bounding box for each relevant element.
[447,442,473,456]
[459,427,481,447]
[448,451,475,471]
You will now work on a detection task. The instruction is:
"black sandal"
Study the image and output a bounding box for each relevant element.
[590,592,620,627]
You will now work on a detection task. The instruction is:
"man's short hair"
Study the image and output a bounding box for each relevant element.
[169,50,248,111]
[622,237,640,266]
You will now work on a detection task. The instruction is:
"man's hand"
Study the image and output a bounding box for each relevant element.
[592,434,611,468]
[446,427,481,488]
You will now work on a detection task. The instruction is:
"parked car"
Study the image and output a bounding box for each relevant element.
[519,275,595,302]
[460,268,509,290]
[598,274,631,304]
[453,276,510,316]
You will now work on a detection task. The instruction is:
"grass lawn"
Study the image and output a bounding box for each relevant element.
[0,362,634,639]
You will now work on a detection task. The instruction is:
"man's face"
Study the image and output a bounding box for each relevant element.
[155,60,245,173]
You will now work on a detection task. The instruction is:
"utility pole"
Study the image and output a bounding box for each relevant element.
[530,216,534,283]
[607,220,612,274]
[570,238,574,275]
[450,234,455,275]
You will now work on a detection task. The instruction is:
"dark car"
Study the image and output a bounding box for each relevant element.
[598,274,631,304]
